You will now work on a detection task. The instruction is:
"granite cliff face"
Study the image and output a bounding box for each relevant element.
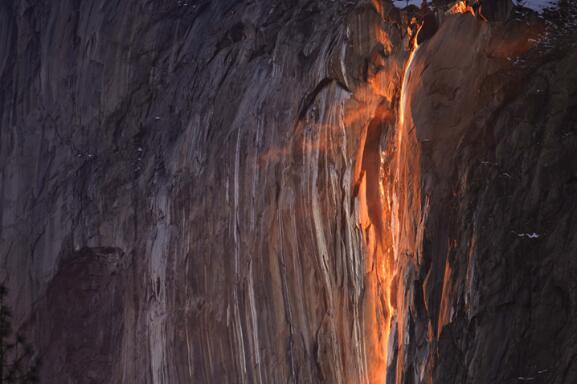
[390,8,577,383]
[1,0,576,383]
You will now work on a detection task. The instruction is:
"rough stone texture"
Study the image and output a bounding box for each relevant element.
[391,11,577,384]
[29,246,131,383]
[0,0,404,382]
[1,0,576,383]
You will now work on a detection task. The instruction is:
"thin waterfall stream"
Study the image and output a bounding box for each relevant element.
[393,43,420,267]
[385,42,422,383]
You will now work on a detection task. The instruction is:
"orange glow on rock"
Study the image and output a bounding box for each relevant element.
[389,41,424,384]
[358,26,424,382]
[447,1,475,16]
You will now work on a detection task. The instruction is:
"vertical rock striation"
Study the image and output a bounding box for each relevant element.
[1,0,576,383]
[388,9,577,384]
[0,0,404,382]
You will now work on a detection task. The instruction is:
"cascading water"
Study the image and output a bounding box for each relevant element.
[393,43,420,264]
[387,41,423,383]
[398,45,420,130]
[358,19,426,384]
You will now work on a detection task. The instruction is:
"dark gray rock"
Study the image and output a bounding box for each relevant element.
[393,11,577,384]
[1,0,576,383]
[479,0,514,21]
[0,0,404,382]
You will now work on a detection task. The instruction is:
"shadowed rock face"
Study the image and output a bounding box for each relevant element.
[480,0,513,21]
[393,11,577,383]
[1,0,576,383]
[30,247,132,383]
[416,13,439,44]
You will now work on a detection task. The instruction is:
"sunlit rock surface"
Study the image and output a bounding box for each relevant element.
[0,0,576,383]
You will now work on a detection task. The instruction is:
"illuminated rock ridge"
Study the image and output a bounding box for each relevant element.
[1,0,576,383]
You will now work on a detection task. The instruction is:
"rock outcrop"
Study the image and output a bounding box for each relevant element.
[390,11,577,383]
[1,0,576,383]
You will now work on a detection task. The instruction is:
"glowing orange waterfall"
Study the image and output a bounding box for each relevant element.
[389,42,423,384]
[360,19,424,384]
[398,45,420,130]
[393,43,420,262]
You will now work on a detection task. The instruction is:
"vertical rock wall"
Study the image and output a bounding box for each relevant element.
[388,11,577,384]
[0,0,406,382]
[1,0,577,383]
